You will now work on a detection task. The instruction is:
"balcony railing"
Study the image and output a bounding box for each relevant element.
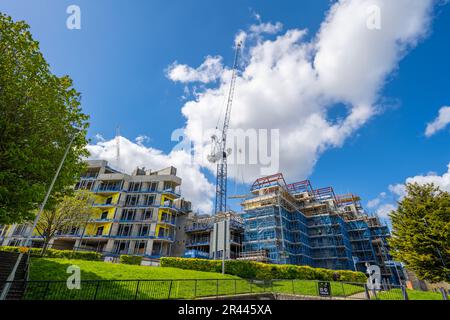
[126,189,181,197]
[109,233,174,241]
[185,241,210,246]
[93,187,123,193]
[92,202,119,207]
[89,218,116,223]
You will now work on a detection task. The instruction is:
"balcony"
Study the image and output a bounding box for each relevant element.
[184,224,213,233]
[158,218,176,226]
[80,175,98,180]
[92,203,118,208]
[109,232,174,241]
[124,188,180,198]
[82,234,109,239]
[185,241,210,246]
[93,187,123,194]
[161,188,181,198]
[89,218,116,223]
[53,234,81,238]
[159,202,179,211]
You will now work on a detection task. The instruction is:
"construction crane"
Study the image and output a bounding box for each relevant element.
[208,42,242,214]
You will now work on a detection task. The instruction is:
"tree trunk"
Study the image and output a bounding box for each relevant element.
[41,238,51,256]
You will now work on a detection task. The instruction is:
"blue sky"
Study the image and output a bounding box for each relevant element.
[1,0,449,218]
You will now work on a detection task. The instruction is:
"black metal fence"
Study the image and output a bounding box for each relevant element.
[2,278,442,300]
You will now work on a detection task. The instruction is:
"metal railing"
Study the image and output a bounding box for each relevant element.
[2,278,442,301]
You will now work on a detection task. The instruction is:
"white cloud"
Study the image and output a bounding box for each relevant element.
[376,203,396,219]
[249,22,283,35]
[425,106,450,137]
[87,136,215,213]
[135,135,150,146]
[372,163,450,220]
[94,134,106,142]
[401,163,450,192]
[388,183,407,200]
[367,198,381,208]
[387,164,450,202]
[174,0,434,183]
[166,56,224,84]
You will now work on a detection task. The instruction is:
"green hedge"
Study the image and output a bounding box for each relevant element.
[160,257,367,283]
[0,246,101,261]
[119,254,143,265]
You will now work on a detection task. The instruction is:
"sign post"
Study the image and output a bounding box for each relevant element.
[318,281,332,298]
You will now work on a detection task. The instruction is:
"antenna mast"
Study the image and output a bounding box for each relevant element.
[116,126,120,169]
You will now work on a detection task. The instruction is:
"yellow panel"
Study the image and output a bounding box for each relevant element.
[162,193,177,200]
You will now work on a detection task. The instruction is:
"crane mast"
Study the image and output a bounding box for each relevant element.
[211,42,241,215]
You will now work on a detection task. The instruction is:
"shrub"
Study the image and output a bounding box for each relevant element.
[120,255,143,265]
[160,257,367,282]
[0,246,101,261]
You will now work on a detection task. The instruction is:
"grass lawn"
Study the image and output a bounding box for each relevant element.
[26,258,259,300]
[371,288,444,300]
[26,258,413,300]
[29,258,242,281]
[271,280,366,298]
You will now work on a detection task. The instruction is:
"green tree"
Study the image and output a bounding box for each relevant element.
[35,191,96,252]
[389,183,450,283]
[0,13,89,224]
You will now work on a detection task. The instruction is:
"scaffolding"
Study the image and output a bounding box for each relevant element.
[241,172,401,283]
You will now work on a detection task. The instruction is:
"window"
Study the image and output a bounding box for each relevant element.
[120,209,136,221]
[128,182,141,192]
[118,224,132,236]
[101,212,108,220]
[139,225,149,236]
[125,195,139,206]
[143,195,155,206]
[143,210,152,220]
[149,182,158,192]
[163,182,173,191]
[96,227,104,236]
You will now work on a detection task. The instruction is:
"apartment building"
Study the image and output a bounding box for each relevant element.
[1,160,191,259]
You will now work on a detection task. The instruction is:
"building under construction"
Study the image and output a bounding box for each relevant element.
[241,173,405,285]
[177,212,245,260]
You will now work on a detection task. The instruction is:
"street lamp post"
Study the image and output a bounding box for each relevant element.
[221,217,229,275]
[24,131,79,248]
[1,131,79,300]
